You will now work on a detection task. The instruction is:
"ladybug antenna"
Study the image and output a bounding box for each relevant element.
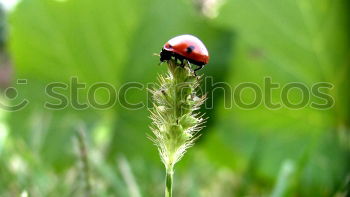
[153,53,160,57]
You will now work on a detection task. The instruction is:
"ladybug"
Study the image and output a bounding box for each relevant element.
[160,34,209,72]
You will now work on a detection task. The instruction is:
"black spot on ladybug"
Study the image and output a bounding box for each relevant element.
[186,46,195,53]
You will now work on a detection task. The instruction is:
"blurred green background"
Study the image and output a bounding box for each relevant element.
[0,0,349,196]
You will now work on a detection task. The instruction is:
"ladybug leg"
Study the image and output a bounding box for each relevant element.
[174,56,178,64]
[193,64,204,75]
[180,59,185,67]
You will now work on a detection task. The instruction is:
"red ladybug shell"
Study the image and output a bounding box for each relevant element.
[163,35,209,65]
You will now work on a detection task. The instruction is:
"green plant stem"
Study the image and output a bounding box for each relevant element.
[76,126,92,197]
[165,167,174,197]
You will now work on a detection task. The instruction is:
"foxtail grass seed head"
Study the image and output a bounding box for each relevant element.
[149,59,206,170]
